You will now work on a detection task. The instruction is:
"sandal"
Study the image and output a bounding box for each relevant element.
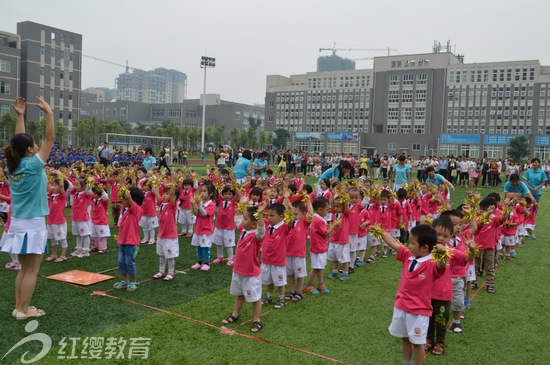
[127,282,139,292]
[45,256,57,262]
[153,272,164,279]
[424,340,434,353]
[163,274,174,281]
[292,293,303,302]
[250,321,263,333]
[16,307,46,320]
[113,281,128,290]
[431,343,445,355]
[284,292,295,301]
[54,256,67,263]
[222,315,240,325]
[486,284,495,293]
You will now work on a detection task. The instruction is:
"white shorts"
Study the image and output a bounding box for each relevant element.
[501,235,516,247]
[357,235,368,251]
[286,256,307,278]
[47,223,67,241]
[230,273,262,302]
[156,238,180,259]
[213,228,236,247]
[261,263,287,286]
[178,209,196,225]
[495,241,503,251]
[139,215,159,229]
[72,220,92,236]
[1,217,48,255]
[517,224,527,237]
[348,234,359,252]
[408,221,417,233]
[310,252,327,269]
[368,234,381,247]
[390,229,400,238]
[91,224,111,238]
[388,306,429,345]
[467,263,476,281]
[523,224,535,231]
[191,233,213,248]
[327,243,351,263]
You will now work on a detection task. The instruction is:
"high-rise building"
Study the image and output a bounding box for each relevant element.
[17,21,82,145]
[116,68,187,104]
[265,52,550,159]
[0,30,20,130]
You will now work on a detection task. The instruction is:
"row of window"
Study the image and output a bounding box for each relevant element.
[389,73,428,86]
[387,125,426,134]
[308,75,371,89]
[0,81,10,95]
[38,89,73,100]
[39,48,74,62]
[390,59,430,68]
[449,67,536,83]
[40,68,74,81]
[389,89,427,103]
[388,107,426,120]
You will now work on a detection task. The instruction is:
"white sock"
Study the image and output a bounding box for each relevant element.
[82,236,90,251]
[349,252,356,268]
[149,229,155,240]
[188,224,194,234]
[217,245,224,258]
[159,256,166,273]
[227,247,234,260]
[142,230,149,241]
[10,253,19,264]
[167,258,175,274]
[76,236,82,250]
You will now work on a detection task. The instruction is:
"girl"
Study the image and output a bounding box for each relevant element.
[70,177,93,258]
[212,185,240,266]
[139,180,159,245]
[178,178,197,237]
[191,182,217,271]
[153,184,179,281]
[113,186,144,292]
[0,194,19,270]
[90,184,111,253]
[45,178,69,262]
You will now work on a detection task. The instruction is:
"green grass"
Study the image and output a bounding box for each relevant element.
[1,182,550,364]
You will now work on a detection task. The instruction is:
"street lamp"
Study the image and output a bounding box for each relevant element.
[200,56,216,154]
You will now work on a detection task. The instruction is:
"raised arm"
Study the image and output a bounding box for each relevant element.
[12,97,27,134]
[36,97,55,162]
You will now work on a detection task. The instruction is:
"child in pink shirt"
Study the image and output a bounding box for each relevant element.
[45,178,68,262]
[90,184,110,253]
[70,178,93,258]
[191,182,217,271]
[139,180,159,245]
[212,185,240,266]
[327,196,351,280]
[153,184,179,281]
[178,178,197,237]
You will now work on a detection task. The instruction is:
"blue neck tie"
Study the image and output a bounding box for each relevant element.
[409,259,418,272]
[269,226,275,235]
[240,231,246,240]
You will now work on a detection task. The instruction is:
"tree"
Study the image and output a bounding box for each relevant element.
[55,121,68,144]
[507,136,529,162]
[272,128,291,149]
[213,125,225,146]
[180,126,190,149]
[229,127,240,148]
[248,117,262,131]
[0,113,16,144]
[247,127,257,149]
[188,128,200,151]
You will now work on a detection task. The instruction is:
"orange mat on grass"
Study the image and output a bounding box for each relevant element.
[47,270,114,286]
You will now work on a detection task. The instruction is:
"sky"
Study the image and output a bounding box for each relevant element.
[3,0,550,105]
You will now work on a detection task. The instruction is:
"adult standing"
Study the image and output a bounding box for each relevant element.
[439,156,448,180]
[392,155,411,191]
[142,147,156,171]
[504,173,537,205]
[522,158,547,203]
[252,151,270,178]
[2,97,53,319]
[234,149,252,184]
[216,147,228,169]
[158,148,170,172]
[372,155,381,179]
[98,142,110,167]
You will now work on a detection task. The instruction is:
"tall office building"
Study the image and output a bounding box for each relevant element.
[0,31,20,123]
[116,68,187,104]
[17,21,82,145]
[265,51,550,159]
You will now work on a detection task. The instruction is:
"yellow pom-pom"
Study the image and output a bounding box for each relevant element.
[422,215,433,226]
[432,246,454,265]
[118,186,130,200]
[369,224,386,239]
[284,209,293,224]
[466,245,480,257]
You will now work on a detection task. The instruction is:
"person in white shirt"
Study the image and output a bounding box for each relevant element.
[460,158,470,186]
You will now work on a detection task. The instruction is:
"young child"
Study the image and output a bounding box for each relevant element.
[284,200,312,302]
[369,190,392,258]
[113,186,144,292]
[178,178,197,237]
[380,225,446,365]
[501,193,521,260]
[303,197,340,294]
[212,185,239,266]
[261,203,289,309]
[221,205,266,333]
[139,180,159,245]
[327,196,351,280]
[523,197,537,240]
[347,187,362,270]
[108,170,122,228]
[191,182,217,271]
[90,185,111,253]
[45,178,69,262]
[70,177,93,258]
[153,184,179,281]
[0,194,19,270]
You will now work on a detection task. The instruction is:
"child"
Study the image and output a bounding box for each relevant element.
[139,180,159,245]
[249,187,263,207]
[212,185,239,266]
[153,184,179,281]
[108,170,122,228]
[369,190,392,258]
[191,182,217,271]
[90,184,110,253]
[113,186,144,292]
[381,225,446,365]
[178,178,197,237]
[501,193,521,260]
[303,197,340,294]
[45,178,69,262]
[284,200,312,302]
[261,203,289,309]
[327,196,351,280]
[347,187,362,270]
[523,197,537,240]
[221,205,266,333]
[70,177,93,258]
[0,195,19,270]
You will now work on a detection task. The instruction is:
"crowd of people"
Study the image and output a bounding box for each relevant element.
[1,97,547,365]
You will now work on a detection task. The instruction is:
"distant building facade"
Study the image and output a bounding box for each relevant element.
[0,30,20,141]
[116,68,187,104]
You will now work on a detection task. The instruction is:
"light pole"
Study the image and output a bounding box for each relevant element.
[200,56,215,153]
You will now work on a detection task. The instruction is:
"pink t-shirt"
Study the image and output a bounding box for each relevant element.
[141,191,157,217]
[286,218,310,257]
[523,205,537,225]
[118,202,143,245]
[357,209,370,238]
[47,191,66,225]
[330,211,350,244]
[261,222,289,266]
[158,201,178,239]
[91,198,109,225]
[474,214,500,250]
[216,196,237,229]
[71,190,92,222]
[450,233,473,278]
[398,200,412,227]
[233,229,262,277]
[194,200,216,235]
[178,188,195,210]
[108,179,121,203]
[348,203,361,235]
[394,246,444,316]
[390,201,404,229]
[309,215,328,254]
[409,198,421,222]
[431,248,467,301]
[368,203,392,232]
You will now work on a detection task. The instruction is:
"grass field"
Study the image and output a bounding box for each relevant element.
[1,172,550,364]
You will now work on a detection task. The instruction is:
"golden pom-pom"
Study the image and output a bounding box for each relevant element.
[113,234,118,241]
[339,193,350,205]
[422,215,433,226]
[118,186,130,200]
[369,224,386,239]
[438,205,447,213]
[478,212,491,226]
[236,203,251,214]
[86,177,95,187]
[432,246,454,265]
[463,209,476,221]
[466,245,480,257]
[283,209,294,224]
[306,213,314,222]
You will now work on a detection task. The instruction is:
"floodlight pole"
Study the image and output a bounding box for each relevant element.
[200,56,215,154]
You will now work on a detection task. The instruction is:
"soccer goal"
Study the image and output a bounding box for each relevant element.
[102,133,173,155]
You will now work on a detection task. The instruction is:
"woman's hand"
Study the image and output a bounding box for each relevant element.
[36,97,53,115]
[11,97,27,115]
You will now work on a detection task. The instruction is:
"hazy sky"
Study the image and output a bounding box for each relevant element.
[3,0,550,105]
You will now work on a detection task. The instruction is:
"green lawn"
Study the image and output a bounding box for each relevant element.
[1,180,549,364]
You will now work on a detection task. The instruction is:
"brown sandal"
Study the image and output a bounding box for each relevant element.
[424,340,433,353]
[432,343,445,355]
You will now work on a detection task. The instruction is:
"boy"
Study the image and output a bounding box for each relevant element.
[222,205,266,333]
[178,178,197,237]
[303,197,340,294]
[261,203,290,309]
[380,225,446,365]
[369,190,392,258]
[327,196,351,280]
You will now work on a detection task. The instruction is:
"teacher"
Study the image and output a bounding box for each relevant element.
[234,149,252,184]
[522,158,547,203]
[503,173,537,205]
[2,97,54,320]
[317,160,352,186]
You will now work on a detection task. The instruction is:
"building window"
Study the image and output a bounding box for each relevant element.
[439,144,459,157]
[415,107,425,120]
[403,74,414,85]
[388,143,397,150]
[389,74,400,86]
[414,125,425,134]
[416,73,427,85]
[412,143,421,151]
[401,108,412,119]
[152,109,165,118]
[388,108,399,120]
[400,125,411,134]
[402,90,413,103]
[387,125,398,133]
[416,90,427,102]
[0,59,10,73]
[0,81,10,95]
[388,90,399,103]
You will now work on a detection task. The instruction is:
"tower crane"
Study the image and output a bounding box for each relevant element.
[82,54,136,73]
[319,43,397,56]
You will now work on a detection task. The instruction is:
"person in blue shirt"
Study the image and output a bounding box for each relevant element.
[504,173,537,205]
[522,158,547,203]
[392,155,412,191]
[252,151,270,178]
[2,96,54,320]
[234,149,252,183]
[424,166,455,191]
[317,160,352,186]
[142,147,156,171]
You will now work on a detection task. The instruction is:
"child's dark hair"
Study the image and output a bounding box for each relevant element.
[348,186,360,195]
[312,197,329,210]
[440,209,463,220]
[508,173,520,182]
[250,187,263,198]
[486,192,501,202]
[288,184,297,194]
[292,200,307,213]
[129,187,144,206]
[221,185,235,196]
[182,178,193,187]
[266,169,273,175]
[432,217,454,235]
[525,196,532,204]
[396,188,407,200]
[245,206,259,222]
[201,181,218,200]
[410,224,438,250]
[92,184,104,196]
[480,197,497,209]
[321,178,330,187]
[380,190,391,199]
[220,168,229,175]
[331,181,339,189]
[137,167,147,175]
[302,184,313,194]
[268,202,285,215]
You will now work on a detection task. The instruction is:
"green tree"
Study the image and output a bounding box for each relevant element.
[180,126,190,148]
[247,127,257,149]
[272,128,291,149]
[188,128,200,151]
[55,121,68,145]
[507,136,529,162]
[229,127,240,148]
[258,131,267,149]
[248,117,262,131]
[213,125,225,146]
[0,113,16,145]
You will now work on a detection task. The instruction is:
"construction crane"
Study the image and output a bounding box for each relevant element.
[319,43,397,56]
[82,54,135,73]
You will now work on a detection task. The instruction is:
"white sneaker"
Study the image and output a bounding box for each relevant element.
[77,251,90,258]
[70,250,81,257]
[140,238,148,244]
[148,239,156,245]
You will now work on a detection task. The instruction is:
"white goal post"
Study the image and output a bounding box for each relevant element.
[103,133,174,156]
